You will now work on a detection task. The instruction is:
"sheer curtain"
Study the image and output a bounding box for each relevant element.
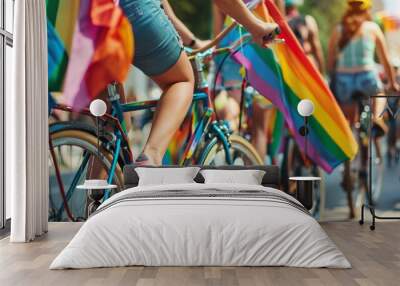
[6,0,48,242]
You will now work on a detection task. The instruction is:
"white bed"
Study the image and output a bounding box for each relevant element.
[50,183,351,269]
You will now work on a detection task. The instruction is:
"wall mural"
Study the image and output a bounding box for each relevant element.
[47,0,400,223]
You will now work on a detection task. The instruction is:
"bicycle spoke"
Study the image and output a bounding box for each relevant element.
[66,151,91,201]
[49,139,75,221]
[199,135,262,166]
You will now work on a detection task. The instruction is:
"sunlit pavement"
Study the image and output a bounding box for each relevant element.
[322,143,400,221]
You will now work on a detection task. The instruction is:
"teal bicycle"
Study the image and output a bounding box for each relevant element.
[48,27,266,222]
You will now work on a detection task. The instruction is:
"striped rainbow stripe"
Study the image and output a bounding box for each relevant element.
[267,108,284,158]
[233,0,358,172]
[47,0,80,92]
[48,0,134,109]
[163,104,206,165]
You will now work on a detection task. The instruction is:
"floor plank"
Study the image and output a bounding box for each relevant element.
[0,222,399,286]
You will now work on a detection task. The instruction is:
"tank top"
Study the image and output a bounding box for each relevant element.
[336,21,377,71]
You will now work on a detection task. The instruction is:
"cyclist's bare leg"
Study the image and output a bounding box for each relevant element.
[340,102,358,219]
[374,137,383,162]
[214,90,240,131]
[251,103,268,161]
[372,97,387,163]
[372,97,388,135]
[217,80,241,132]
[224,96,241,131]
[141,52,194,165]
[341,103,359,126]
[343,160,355,218]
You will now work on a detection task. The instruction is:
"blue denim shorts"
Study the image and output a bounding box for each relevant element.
[334,71,383,104]
[119,0,183,76]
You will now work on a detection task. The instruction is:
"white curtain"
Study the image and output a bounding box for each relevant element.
[7,0,48,242]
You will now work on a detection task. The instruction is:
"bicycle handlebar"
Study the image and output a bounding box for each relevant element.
[189,21,239,55]
[189,21,281,56]
[188,32,283,63]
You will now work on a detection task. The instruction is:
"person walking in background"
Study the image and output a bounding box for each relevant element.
[327,0,399,218]
[285,0,324,73]
[118,0,279,165]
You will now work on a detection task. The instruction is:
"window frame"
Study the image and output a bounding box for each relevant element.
[0,0,13,231]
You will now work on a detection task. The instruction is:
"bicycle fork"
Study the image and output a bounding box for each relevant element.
[103,133,122,200]
[180,108,213,166]
[209,122,234,164]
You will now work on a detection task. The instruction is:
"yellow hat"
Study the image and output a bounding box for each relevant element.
[347,0,372,10]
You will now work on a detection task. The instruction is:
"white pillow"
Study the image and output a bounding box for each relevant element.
[200,169,266,185]
[135,167,200,186]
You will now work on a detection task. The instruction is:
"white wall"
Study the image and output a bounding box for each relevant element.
[5,0,13,32]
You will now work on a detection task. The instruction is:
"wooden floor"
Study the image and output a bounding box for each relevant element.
[0,222,399,286]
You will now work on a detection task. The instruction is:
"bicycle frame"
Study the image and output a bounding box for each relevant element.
[49,34,256,218]
[50,89,234,205]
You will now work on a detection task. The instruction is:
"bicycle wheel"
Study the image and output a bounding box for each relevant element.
[49,128,124,222]
[371,158,384,204]
[198,134,263,165]
[353,143,384,207]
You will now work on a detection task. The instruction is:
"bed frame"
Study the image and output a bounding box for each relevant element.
[123,165,281,190]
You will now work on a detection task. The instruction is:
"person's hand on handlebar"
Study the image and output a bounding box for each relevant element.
[248,20,279,48]
[193,39,213,50]
[164,0,280,55]
[214,0,279,47]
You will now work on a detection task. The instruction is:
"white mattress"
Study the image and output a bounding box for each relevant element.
[50,183,350,269]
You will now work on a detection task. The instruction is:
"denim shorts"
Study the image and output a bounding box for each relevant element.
[333,71,383,104]
[119,0,183,76]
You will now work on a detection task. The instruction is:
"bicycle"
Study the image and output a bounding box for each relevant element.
[386,96,400,167]
[48,26,265,222]
[385,70,400,167]
[341,91,386,219]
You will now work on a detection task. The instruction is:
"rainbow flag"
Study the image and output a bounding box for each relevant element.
[231,0,358,172]
[267,108,284,158]
[47,0,81,93]
[217,7,284,161]
[50,0,134,109]
[248,95,284,159]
